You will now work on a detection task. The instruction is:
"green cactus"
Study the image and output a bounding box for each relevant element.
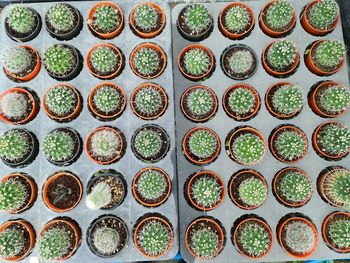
[47,3,75,32]
[134,85,163,117]
[7,5,36,34]
[317,123,350,156]
[264,0,294,31]
[189,227,219,259]
[231,133,265,165]
[90,46,119,74]
[228,50,254,75]
[133,47,160,77]
[90,129,121,159]
[86,181,111,210]
[44,44,75,76]
[188,129,218,160]
[319,85,350,114]
[183,4,211,34]
[92,227,119,255]
[133,4,159,32]
[227,87,255,115]
[92,5,121,33]
[45,85,77,117]
[328,216,350,249]
[38,227,71,260]
[323,168,350,208]
[272,84,304,115]
[93,85,121,114]
[267,40,297,71]
[191,175,222,208]
[0,177,28,211]
[238,177,267,207]
[308,0,338,30]
[274,129,307,161]
[0,228,25,258]
[43,129,75,162]
[137,170,167,201]
[185,87,214,118]
[134,129,162,159]
[0,91,29,120]
[184,48,211,76]
[0,130,30,162]
[2,47,32,74]
[314,40,345,71]
[223,5,251,33]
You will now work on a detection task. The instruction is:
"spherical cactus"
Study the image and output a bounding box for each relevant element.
[185,87,214,118]
[190,228,219,258]
[90,129,121,160]
[328,217,350,249]
[274,129,307,161]
[38,227,71,260]
[317,123,350,156]
[1,47,32,74]
[44,44,75,76]
[188,129,217,159]
[223,6,251,33]
[0,228,25,258]
[267,40,297,71]
[92,227,119,255]
[272,84,304,115]
[133,4,159,32]
[227,87,255,115]
[314,40,345,71]
[232,133,265,165]
[0,91,29,121]
[184,48,211,76]
[47,3,75,32]
[323,168,350,208]
[238,177,267,207]
[308,0,338,31]
[133,47,160,77]
[264,0,294,32]
[42,129,75,163]
[183,4,211,34]
[92,5,121,33]
[0,130,30,162]
[190,175,222,208]
[7,5,36,34]
[134,85,163,117]
[0,178,28,211]
[228,50,254,74]
[90,46,118,74]
[133,129,162,159]
[136,170,167,202]
[319,85,350,115]
[93,85,121,114]
[44,85,77,117]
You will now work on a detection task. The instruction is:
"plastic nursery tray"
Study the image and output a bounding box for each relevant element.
[0,1,178,262]
[172,1,350,262]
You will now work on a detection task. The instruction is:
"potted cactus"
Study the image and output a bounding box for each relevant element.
[305,39,345,76]
[0,87,39,125]
[0,128,38,168]
[219,2,255,40]
[259,0,295,37]
[277,214,318,259]
[232,216,273,259]
[87,2,124,39]
[309,80,350,118]
[86,43,125,79]
[42,171,83,213]
[129,2,166,38]
[229,169,268,210]
[43,84,82,123]
[312,121,350,160]
[322,211,350,253]
[301,0,339,36]
[0,172,37,214]
[0,219,35,261]
[38,217,81,261]
[4,5,41,42]
[269,125,308,163]
[86,169,126,210]
[180,85,218,123]
[130,83,168,120]
[88,82,126,121]
[225,126,266,166]
[185,170,225,211]
[87,215,128,258]
[132,167,171,207]
[131,124,170,163]
[273,167,312,207]
[133,214,174,258]
[223,84,260,121]
[42,128,82,166]
[86,126,126,165]
[182,127,221,165]
[265,82,304,119]
[178,44,215,82]
[45,3,82,40]
[177,4,213,41]
[185,217,225,259]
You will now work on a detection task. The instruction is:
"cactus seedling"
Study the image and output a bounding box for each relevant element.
[223,5,251,33]
[133,47,161,77]
[317,123,350,156]
[266,40,298,72]
[308,0,338,31]
[183,48,211,77]
[0,178,28,211]
[90,46,119,75]
[42,129,75,163]
[319,85,350,115]
[264,0,294,32]
[47,4,75,32]
[91,5,121,33]
[227,50,254,75]
[44,44,76,76]
[44,85,77,117]
[86,181,112,210]
[136,170,167,202]
[90,129,121,161]
[0,130,31,162]
[190,174,222,209]
[133,4,159,32]
[7,5,36,35]
[231,133,265,165]
[328,216,350,249]
[323,168,350,208]
[238,177,267,207]
[1,47,33,75]
[0,91,30,121]
[182,4,211,35]
[227,87,256,116]
[0,228,25,258]
[133,129,162,160]
[92,227,119,255]
[188,129,218,160]
[38,227,72,260]
[185,87,214,119]
[272,84,304,115]
[133,85,164,117]
[93,85,122,115]
[313,40,345,72]
[274,129,307,161]
[189,227,220,259]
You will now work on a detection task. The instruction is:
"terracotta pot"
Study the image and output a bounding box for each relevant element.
[300,0,339,36]
[259,0,296,37]
[219,2,255,40]
[223,83,260,121]
[87,2,124,39]
[0,219,36,261]
[129,2,166,38]
[178,44,215,81]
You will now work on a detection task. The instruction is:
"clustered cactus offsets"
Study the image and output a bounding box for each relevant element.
[314,40,345,71]
[45,85,77,117]
[264,0,294,32]
[0,130,31,162]
[308,0,339,30]
[223,5,251,33]
[133,47,160,77]
[228,50,254,75]
[90,46,119,75]
[231,133,265,165]
[134,129,162,159]
[7,5,36,34]
[182,4,211,34]
[86,181,112,210]
[274,129,307,161]
[0,91,30,121]
[47,4,75,32]
[317,123,350,156]
[133,4,159,32]
[189,226,220,258]
[92,226,119,255]
[2,47,33,74]
[92,5,121,33]
[227,87,256,115]
[190,174,222,209]
[90,129,121,160]
[0,228,25,258]
[272,84,304,115]
[137,170,167,202]
[185,87,214,119]
[328,215,350,249]
[134,85,164,117]
[44,44,75,76]
[188,129,218,160]
[323,168,350,208]
[266,40,297,71]
[43,130,75,163]
[184,48,211,77]
[238,177,267,207]
[93,85,122,114]
[0,177,28,211]
[319,85,350,114]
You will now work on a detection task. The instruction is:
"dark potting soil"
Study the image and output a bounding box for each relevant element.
[134,48,165,78]
[45,4,79,36]
[133,7,163,34]
[2,91,33,122]
[89,47,122,77]
[4,47,38,80]
[92,86,124,117]
[5,9,40,39]
[178,6,212,37]
[90,9,122,34]
[5,222,31,257]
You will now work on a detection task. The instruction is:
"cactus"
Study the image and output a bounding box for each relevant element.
[45,85,77,117]
[267,40,297,71]
[92,5,120,32]
[44,44,75,76]
[191,175,222,208]
[92,227,119,255]
[0,178,28,211]
[90,129,121,159]
[232,133,265,165]
[86,181,112,210]
[272,84,304,115]
[185,87,214,118]
[137,170,167,201]
[223,5,251,33]
[47,3,75,32]
[0,228,25,258]
[227,87,255,115]
[319,85,350,114]
[0,130,30,162]
[323,168,350,208]
[93,85,121,114]
[314,40,345,71]
[90,46,119,74]
[183,4,211,34]
[133,4,159,32]
[188,129,217,159]
[43,130,75,162]
[308,0,339,30]
[133,47,160,77]
[7,5,36,34]
[190,227,219,258]
[228,50,254,74]
[264,0,294,31]
[134,129,162,159]
[0,91,29,120]
[134,85,163,116]
[1,47,32,74]
[38,227,71,260]
[184,48,211,76]
[274,129,307,161]
[328,216,350,249]
[238,177,267,207]
[317,123,350,156]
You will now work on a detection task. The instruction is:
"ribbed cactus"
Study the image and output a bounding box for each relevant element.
[92,5,120,32]
[232,133,265,165]
[0,178,28,211]
[2,47,32,74]
[133,4,159,32]
[7,5,36,34]
[183,4,211,34]
[323,168,350,208]
[317,123,350,156]
[274,129,307,161]
[90,129,121,159]
[227,87,255,115]
[92,227,119,255]
[185,87,214,118]
[43,129,75,162]
[319,85,350,114]
[328,216,350,249]
[90,46,118,74]
[44,44,75,76]
[191,175,222,208]
[0,91,29,120]
[0,228,25,258]
[267,40,297,71]
[188,129,217,159]
[228,50,254,74]
[314,40,345,71]
[133,47,160,77]
[238,177,267,207]
[264,0,294,31]
[223,5,251,33]
[38,227,71,260]
[45,85,77,117]
[47,3,75,32]
[86,181,112,210]
[272,84,304,115]
[134,129,162,159]
[184,48,211,76]
[137,170,167,201]
[134,85,163,117]
[0,129,30,162]
[93,85,121,114]
[190,227,219,258]
[308,0,338,30]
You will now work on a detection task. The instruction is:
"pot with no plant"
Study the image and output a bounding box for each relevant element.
[86,169,126,210]
[312,121,350,160]
[87,215,128,258]
[185,170,225,211]
[232,216,273,259]
[88,82,126,121]
[42,171,82,213]
[322,211,350,253]
[0,172,37,214]
[178,44,215,82]
[301,0,339,36]
[0,219,35,261]
[133,214,174,258]
[305,39,345,76]
[177,4,213,41]
[273,167,312,208]
[5,5,41,42]
[129,2,166,38]
[309,80,350,118]
[86,126,126,165]
[0,128,39,168]
[182,127,221,165]
[132,167,171,207]
[45,3,83,40]
[223,84,260,121]
[265,82,304,119]
[0,87,39,125]
[277,214,318,259]
[259,0,296,37]
[229,169,268,210]
[43,84,82,123]
[269,125,308,163]
[87,2,124,39]
[38,217,81,261]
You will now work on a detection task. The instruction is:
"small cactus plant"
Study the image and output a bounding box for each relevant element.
[0,130,31,162]
[1,47,32,74]
[44,85,77,117]
[188,129,218,160]
[323,168,350,208]
[314,40,345,72]
[46,3,75,32]
[223,5,251,33]
[190,175,222,209]
[38,227,72,260]
[86,181,112,210]
[44,44,75,76]
[133,85,164,117]
[271,84,304,115]
[189,227,219,259]
[90,46,119,75]
[0,228,25,258]
[92,85,122,115]
[231,133,265,165]
[182,4,211,34]
[0,91,30,121]
[133,47,161,77]
[228,50,254,75]
[92,226,119,255]
[308,0,338,31]
[0,177,28,211]
[183,48,211,77]
[227,87,256,116]
[7,5,36,35]
[185,87,214,119]
[266,40,297,72]
[90,129,121,160]
[328,216,350,249]
[42,129,75,163]
[317,123,350,156]
[319,85,350,114]
[91,5,121,33]
[264,0,294,32]
[136,170,167,202]
[133,4,159,32]
[238,177,267,207]
[133,129,162,159]
[274,129,307,161]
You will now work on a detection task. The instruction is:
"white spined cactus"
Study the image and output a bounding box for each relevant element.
[86,181,112,210]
